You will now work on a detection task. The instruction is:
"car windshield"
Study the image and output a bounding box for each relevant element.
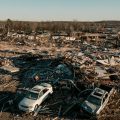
[87,95,101,106]
[26,91,39,100]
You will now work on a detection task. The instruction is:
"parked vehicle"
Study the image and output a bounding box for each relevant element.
[81,85,115,115]
[18,83,53,112]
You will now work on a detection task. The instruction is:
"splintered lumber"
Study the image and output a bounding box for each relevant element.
[33,106,42,116]
[0,80,18,90]
[58,105,62,117]
[116,99,120,105]
[63,103,76,115]
[99,113,120,118]
[53,117,59,120]
[0,95,9,103]
[0,104,4,117]
[45,100,63,107]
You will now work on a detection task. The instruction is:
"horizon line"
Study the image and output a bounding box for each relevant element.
[0,19,120,23]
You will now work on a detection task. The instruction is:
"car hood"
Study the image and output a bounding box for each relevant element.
[19,97,36,107]
[82,101,99,114]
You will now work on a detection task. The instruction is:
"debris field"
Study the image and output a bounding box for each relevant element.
[0,41,120,120]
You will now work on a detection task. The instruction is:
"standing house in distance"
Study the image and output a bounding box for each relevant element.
[81,33,106,43]
[51,32,68,40]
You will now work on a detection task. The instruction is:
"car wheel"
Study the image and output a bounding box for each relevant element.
[34,104,39,111]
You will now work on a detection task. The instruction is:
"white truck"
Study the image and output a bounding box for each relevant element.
[81,85,115,115]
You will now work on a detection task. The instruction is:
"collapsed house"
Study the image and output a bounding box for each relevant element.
[0,39,120,120]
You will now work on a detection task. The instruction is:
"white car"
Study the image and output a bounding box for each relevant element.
[18,83,53,112]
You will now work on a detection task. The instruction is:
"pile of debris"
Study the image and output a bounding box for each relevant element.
[0,42,120,120]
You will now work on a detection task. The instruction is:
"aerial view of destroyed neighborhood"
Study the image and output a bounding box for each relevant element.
[0,0,120,120]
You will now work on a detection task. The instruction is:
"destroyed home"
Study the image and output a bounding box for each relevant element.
[0,20,120,120]
[81,33,106,42]
[52,32,68,40]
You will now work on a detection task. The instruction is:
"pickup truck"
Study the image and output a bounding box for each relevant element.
[81,85,115,115]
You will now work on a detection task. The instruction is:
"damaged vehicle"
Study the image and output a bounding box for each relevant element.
[81,85,114,115]
[18,83,53,112]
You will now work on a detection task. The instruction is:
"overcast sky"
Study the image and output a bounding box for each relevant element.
[0,0,120,21]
